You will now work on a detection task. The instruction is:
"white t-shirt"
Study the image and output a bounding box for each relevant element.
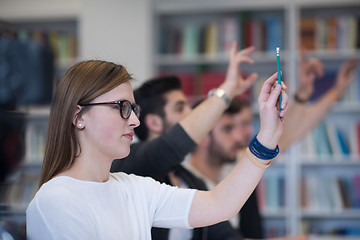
[26,172,196,240]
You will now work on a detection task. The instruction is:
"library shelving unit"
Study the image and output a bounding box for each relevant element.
[152,0,360,237]
[0,16,78,229]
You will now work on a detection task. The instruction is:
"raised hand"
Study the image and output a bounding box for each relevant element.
[333,59,358,99]
[257,72,288,149]
[297,49,324,101]
[220,42,258,99]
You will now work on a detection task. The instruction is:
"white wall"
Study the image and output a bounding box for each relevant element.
[0,0,153,86]
[79,0,153,87]
[0,0,81,20]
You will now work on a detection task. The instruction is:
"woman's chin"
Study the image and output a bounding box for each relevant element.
[117,149,130,159]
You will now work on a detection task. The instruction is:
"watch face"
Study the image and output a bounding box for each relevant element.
[216,89,225,97]
[207,88,230,106]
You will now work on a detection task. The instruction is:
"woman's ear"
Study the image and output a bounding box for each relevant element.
[144,114,163,134]
[73,105,85,129]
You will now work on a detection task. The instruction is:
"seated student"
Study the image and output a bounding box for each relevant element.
[111,44,258,181]
[125,78,245,240]
[111,43,264,239]
[182,54,357,240]
[111,43,258,239]
[26,57,288,239]
[185,98,307,240]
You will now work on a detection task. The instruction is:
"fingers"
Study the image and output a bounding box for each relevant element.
[246,73,259,83]
[229,41,238,57]
[342,59,358,75]
[233,55,255,65]
[307,58,324,78]
[267,84,282,108]
[338,59,358,83]
[240,73,258,94]
[279,90,289,118]
[257,71,288,117]
[230,46,255,67]
[238,45,255,56]
[280,80,287,90]
[258,72,279,103]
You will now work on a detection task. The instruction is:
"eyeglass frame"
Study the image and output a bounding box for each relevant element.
[79,100,141,119]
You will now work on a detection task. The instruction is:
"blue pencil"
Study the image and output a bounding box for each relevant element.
[276,47,282,111]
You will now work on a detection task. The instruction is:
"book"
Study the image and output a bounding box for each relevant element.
[300,178,308,209]
[326,17,338,50]
[220,16,239,55]
[251,19,265,51]
[358,122,360,156]
[300,18,316,50]
[357,18,360,49]
[330,177,344,212]
[265,16,283,52]
[336,16,348,51]
[238,11,250,49]
[336,128,350,155]
[325,123,342,158]
[308,175,320,211]
[201,71,226,95]
[313,123,332,158]
[158,24,169,54]
[182,23,199,57]
[337,178,351,209]
[204,22,218,56]
[352,174,360,208]
[244,18,253,48]
[198,24,207,54]
[315,18,327,50]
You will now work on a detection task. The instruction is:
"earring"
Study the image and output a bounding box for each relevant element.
[78,123,83,128]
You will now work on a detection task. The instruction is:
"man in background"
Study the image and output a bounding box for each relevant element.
[111,44,258,239]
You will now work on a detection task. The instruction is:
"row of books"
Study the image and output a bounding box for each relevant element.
[48,31,77,64]
[300,15,360,51]
[299,121,360,160]
[257,175,286,212]
[24,123,47,164]
[161,69,360,106]
[158,13,283,57]
[15,30,77,65]
[256,173,360,216]
[159,71,252,103]
[301,174,360,212]
[0,174,39,211]
[305,227,360,237]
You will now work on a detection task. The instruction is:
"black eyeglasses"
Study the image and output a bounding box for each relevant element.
[80,100,141,119]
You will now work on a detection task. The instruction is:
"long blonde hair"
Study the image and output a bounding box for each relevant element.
[39,60,132,187]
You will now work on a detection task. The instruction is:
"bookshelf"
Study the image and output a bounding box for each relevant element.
[152,0,360,237]
[0,17,77,233]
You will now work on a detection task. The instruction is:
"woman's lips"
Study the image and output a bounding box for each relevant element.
[124,132,134,141]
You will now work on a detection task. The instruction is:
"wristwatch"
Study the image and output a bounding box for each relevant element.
[207,88,230,107]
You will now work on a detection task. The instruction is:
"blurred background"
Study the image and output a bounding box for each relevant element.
[0,0,360,239]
